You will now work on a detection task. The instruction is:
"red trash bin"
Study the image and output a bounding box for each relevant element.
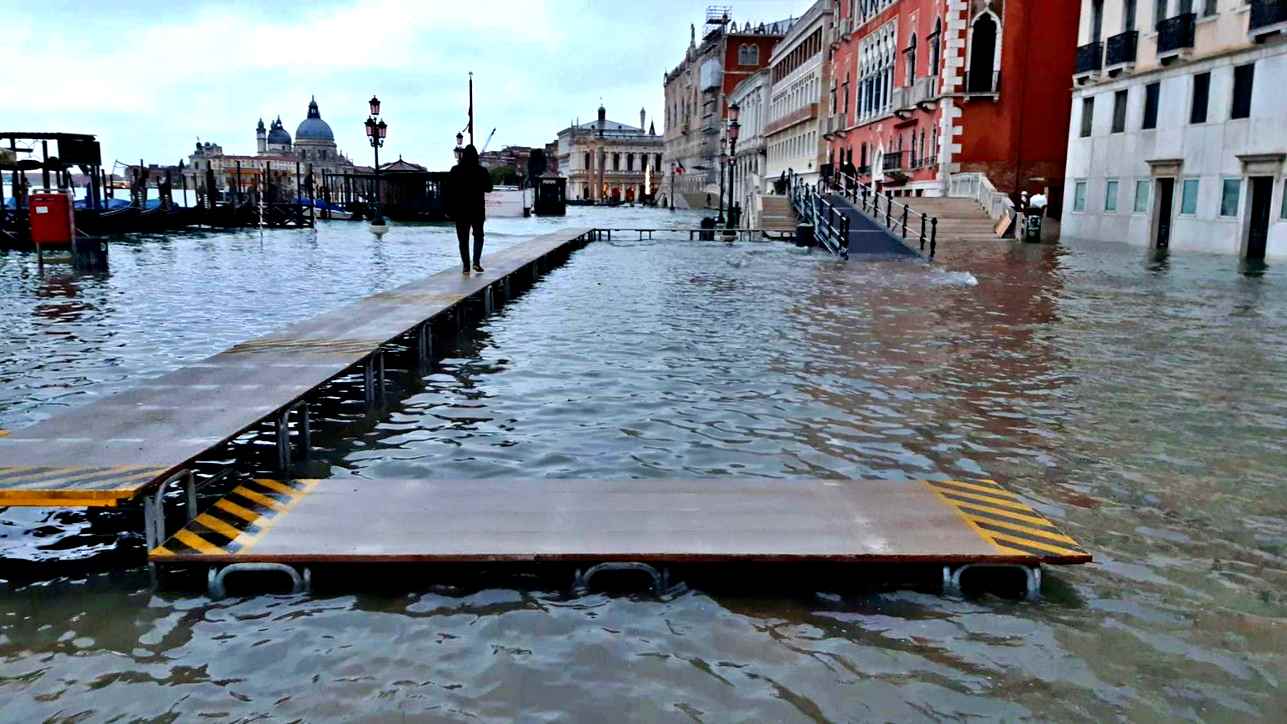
[29,191,75,247]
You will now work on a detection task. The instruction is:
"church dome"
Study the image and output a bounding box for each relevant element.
[296,97,335,142]
[267,116,292,146]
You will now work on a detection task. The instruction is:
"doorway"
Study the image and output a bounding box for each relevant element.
[1245,176,1273,261]
[1154,177,1174,249]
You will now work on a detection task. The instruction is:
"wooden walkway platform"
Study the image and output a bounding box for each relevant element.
[0,229,593,509]
[150,477,1090,599]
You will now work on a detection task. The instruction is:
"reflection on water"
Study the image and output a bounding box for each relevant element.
[2,213,1285,720]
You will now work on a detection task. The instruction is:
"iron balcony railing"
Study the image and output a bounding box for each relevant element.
[1157,13,1196,56]
[1106,30,1138,67]
[1250,0,1287,32]
[963,70,1001,95]
[881,150,907,173]
[1075,41,1103,74]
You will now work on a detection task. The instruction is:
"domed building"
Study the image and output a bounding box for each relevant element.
[189,96,355,199]
[294,97,339,163]
[257,116,293,154]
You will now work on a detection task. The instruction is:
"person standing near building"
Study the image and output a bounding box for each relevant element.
[446,145,493,274]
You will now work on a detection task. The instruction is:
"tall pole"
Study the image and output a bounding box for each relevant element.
[717,153,726,224]
[372,141,382,224]
[468,72,475,146]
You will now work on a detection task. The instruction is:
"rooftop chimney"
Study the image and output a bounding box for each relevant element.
[640,108,646,131]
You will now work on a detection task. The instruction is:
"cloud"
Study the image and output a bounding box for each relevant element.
[2,0,808,171]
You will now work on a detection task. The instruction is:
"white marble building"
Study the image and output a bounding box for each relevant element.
[727,69,770,227]
[764,1,832,188]
[1062,0,1287,259]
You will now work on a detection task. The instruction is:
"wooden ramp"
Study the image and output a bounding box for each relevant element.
[150,478,1090,599]
[0,229,593,509]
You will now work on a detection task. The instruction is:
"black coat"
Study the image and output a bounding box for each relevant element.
[446,163,493,222]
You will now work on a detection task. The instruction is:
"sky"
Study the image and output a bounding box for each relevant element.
[1,0,807,172]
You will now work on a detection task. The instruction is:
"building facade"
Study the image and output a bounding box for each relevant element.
[1062,0,1287,258]
[188,97,355,196]
[728,69,771,226]
[663,11,791,209]
[764,1,833,188]
[824,0,1079,204]
[555,105,664,203]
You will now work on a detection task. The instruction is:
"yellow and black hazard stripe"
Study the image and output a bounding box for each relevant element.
[151,478,318,559]
[0,465,170,507]
[926,479,1091,563]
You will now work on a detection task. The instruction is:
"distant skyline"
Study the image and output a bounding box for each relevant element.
[2,0,806,172]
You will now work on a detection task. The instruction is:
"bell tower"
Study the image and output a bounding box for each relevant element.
[256,118,267,154]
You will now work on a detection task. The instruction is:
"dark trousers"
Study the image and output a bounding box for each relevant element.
[454,219,484,267]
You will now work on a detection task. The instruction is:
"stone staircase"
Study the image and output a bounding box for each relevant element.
[760,195,797,235]
[896,196,1004,242]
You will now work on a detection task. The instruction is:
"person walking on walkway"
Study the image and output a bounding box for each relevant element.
[446,144,493,274]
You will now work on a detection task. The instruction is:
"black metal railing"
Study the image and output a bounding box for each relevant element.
[1250,0,1287,31]
[819,171,939,258]
[963,70,1001,95]
[1157,13,1196,55]
[882,151,908,173]
[788,172,851,259]
[1075,41,1103,74]
[858,164,871,176]
[1106,30,1138,67]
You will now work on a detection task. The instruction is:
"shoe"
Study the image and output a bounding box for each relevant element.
[462,266,470,274]
[473,263,485,273]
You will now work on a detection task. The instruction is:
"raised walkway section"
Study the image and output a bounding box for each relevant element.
[151,477,1090,599]
[824,193,923,258]
[0,228,593,508]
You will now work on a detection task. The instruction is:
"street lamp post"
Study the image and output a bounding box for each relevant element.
[364,95,387,227]
[728,103,740,228]
[454,132,464,162]
[717,137,727,224]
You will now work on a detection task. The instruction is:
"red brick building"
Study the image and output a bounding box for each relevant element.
[824,0,1079,206]
[663,11,792,208]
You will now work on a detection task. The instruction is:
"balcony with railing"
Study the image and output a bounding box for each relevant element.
[1156,13,1196,60]
[1105,30,1138,70]
[962,70,1000,97]
[1074,41,1103,77]
[911,75,938,105]
[880,151,907,174]
[1250,0,1287,38]
[822,113,846,138]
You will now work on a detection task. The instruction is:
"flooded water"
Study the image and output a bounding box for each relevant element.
[1,208,1285,720]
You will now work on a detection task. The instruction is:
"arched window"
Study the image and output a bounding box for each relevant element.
[929,18,942,77]
[738,44,760,65]
[906,33,917,85]
[967,12,1000,93]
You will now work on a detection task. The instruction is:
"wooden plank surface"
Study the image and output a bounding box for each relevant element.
[0,229,592,507]
[151,478,1092,566]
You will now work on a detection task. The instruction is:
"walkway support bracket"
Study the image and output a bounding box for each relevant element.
[208,563,311,599]
[943,564,1042,602]
[572,562,688,600]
